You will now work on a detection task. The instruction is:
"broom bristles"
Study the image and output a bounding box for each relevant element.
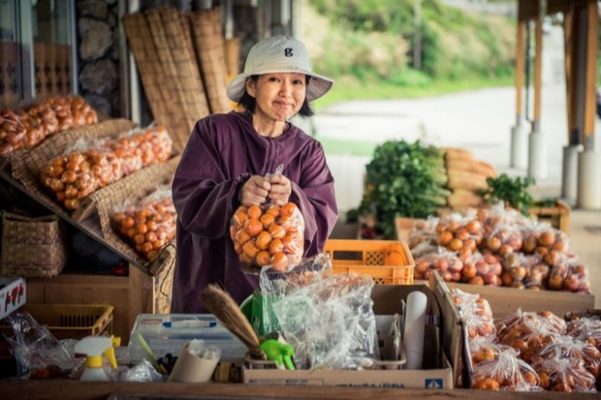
[201,284,265,360]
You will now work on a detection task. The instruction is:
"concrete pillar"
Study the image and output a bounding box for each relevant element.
[528,125,547,181]
[561,144,582,204]
[577,150,601,209]
[510,117,528,169]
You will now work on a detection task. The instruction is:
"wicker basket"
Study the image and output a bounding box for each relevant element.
[1,211,66,278]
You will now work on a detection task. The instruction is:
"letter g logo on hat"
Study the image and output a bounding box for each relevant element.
[284,48,293,57]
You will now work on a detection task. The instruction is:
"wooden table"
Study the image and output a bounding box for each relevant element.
[0,380,597,400]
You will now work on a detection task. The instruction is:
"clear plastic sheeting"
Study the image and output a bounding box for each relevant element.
[3,311,77,379]
[270,273,378,370]
[258,253,333,336]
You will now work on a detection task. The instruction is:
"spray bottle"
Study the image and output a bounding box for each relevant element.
[74,336,118,381]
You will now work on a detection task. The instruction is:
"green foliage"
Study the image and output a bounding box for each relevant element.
[306,0,515,85]
[481,173,535,215]
[359,140,450,239]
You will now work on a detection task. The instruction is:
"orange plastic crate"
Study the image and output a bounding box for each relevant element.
[324,239,414,284]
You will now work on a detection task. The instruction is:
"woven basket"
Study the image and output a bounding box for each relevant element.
[9,119,136,217]
[86,156,180,267]
[0,211,66,278]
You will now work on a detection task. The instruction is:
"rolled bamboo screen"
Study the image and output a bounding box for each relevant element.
[159,8,210,138]
[122,13,179,145]
[124,7,235,150]
[191,8,231,114]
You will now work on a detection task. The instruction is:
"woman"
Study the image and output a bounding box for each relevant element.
[171,35,338,312]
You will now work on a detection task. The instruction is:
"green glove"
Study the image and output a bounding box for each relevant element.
[260,339,295,370]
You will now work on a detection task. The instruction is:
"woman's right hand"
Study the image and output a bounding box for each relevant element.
[239,175,271,206]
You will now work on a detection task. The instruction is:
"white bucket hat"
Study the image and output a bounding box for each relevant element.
[226,35,334,102]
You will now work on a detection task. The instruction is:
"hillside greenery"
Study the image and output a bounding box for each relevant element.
[303,0,516,107]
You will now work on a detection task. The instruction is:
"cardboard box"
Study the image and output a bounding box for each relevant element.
[434,277,597,388]
[243,277,460,389]
[445,281,595,318]
[0,277,26,320]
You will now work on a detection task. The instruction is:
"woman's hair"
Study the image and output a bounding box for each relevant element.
[238,75,314,117]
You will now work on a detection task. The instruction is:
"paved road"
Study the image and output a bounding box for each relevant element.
[312,83,601,212]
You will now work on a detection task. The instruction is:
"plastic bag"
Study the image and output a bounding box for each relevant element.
[501,252,547,289]
[533,355,596,392]
[461,251,502,286]
[452,288,495,339]
[270,273,377,370]
[521,223,570,256]
[257,253,332,336]
[414,246,463,282]
[566,317,601,352]
[469,336,512,366]
[547,254,590,293]
[3,311,77,379]
[122,359,165,382]
[230,202,304,272]
[434,210,483,260]
[111,185,176,261]
[40,137,109,210]
[496,309,566,363]
[407,216,438,249]
[538,335,601,379]
[471,348,540,391]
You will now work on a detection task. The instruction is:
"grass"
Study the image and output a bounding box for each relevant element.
[312,76,514,110]
[319,137,376,157]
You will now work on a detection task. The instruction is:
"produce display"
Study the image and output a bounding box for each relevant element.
[409,202,590,293]
[0,96,98,155]
[357,140,450,239]
[453,289,600,392]
[111,189,176,261]
[229,202,304,272]
[480,173,535,215]
[40,125,172,210]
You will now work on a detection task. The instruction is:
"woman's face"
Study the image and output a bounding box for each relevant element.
[246,73,307,122]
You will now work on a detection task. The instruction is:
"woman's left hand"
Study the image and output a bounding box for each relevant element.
[268,174,292,205]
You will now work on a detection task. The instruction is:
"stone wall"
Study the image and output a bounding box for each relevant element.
[76,0,119,117]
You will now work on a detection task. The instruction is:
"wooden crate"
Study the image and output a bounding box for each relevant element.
[529,199,570,233]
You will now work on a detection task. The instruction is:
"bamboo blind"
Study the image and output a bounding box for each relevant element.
[191,8,231,114]
[160,8,210,128]
[123,7,235,151]
[122,13,177,143]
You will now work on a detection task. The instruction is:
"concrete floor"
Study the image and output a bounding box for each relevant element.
[565,209,601,308]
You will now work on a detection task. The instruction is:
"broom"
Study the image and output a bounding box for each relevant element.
[200,284,265,360]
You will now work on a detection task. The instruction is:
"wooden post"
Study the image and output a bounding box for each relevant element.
[563,5,576,144]
[532,2,543,129]
[515,20,526,120]
[582,0,598,151]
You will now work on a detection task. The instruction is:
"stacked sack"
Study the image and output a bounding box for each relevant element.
[0,96,97,155]
[444,147,496,210]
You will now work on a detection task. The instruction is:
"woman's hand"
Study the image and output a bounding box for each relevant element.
[268,174,292,205]
[239,175,271,206]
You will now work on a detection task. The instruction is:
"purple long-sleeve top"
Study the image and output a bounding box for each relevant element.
[171,111,338,312]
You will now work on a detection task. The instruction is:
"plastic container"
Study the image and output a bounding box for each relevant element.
[324,239,415,284]
[127,314,247,362]
[1,304,113,339]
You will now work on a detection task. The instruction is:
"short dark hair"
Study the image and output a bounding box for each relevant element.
[237,75,314,117]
